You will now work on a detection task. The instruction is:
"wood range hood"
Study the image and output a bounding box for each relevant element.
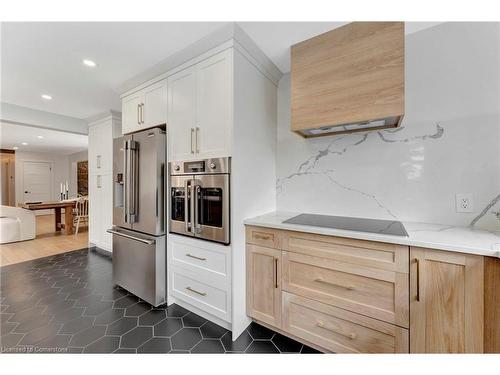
[291,22,405,138]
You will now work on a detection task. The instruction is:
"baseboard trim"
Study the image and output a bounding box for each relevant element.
[90,246,112,259]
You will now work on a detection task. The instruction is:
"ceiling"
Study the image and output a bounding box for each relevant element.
[0,122,88,154]
[1,22,442,121]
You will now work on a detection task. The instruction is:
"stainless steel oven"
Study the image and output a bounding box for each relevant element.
[169,157,230,245]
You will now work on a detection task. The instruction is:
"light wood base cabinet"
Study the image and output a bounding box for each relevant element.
[246,225,491,353]
[246,244,281,328]
[410,247,484,353]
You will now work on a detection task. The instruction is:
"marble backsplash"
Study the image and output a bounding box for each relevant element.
[276,23,500,231]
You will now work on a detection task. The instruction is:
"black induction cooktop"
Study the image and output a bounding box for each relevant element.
[282,213,409,237]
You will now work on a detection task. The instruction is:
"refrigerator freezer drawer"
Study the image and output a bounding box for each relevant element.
[111,227,166,307]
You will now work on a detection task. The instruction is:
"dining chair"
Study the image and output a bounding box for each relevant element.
[74,196,89,235]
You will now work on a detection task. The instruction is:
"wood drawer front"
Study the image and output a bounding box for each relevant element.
[171,268,229,321]
[282,251,409,327]
[246,226,282,249]
[283,292,409,353]
[172,240,227,277]
[283,231,409,273]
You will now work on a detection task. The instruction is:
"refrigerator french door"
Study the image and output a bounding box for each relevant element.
[169,158,230,245]
[108,127,167,307]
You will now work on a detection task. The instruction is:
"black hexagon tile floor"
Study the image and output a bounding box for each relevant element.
[0,248,321,354]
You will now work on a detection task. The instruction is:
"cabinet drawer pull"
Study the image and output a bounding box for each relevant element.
[314,278,354,291]
[190,128,195,154]
[195,127,200,153]
[186,253,207,261]
[186,286,207,296]
[415,258,420,302]
[274,258,278,289]
[316,320,356,340]
[254,233,272,241]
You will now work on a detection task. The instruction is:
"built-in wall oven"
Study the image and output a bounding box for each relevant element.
[169,157,230,245]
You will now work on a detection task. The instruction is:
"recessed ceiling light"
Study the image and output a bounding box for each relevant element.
[41,94,52,100]
[13,146,19,150]
[37,135,44,139]
[83,59,97,67]
[21,142,28,146]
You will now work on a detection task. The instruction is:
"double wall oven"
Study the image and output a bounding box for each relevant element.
[169,157,230,245]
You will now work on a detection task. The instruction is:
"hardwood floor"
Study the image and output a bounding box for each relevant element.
[0,214,88,267]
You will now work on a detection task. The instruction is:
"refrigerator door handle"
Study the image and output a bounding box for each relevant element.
[124,140,130,223]
[107,229,155,245]
[129,140,139,223]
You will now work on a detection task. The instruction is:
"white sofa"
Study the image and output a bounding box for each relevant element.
[0,205,36,244]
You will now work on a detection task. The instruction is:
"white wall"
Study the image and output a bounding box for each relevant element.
[15,151,70,206]
[276,22,500,231]
[68,150,88,197]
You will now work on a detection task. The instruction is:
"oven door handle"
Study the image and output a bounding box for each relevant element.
[190,180,198,234]
[193,183,201,234]
[184,179,191,233]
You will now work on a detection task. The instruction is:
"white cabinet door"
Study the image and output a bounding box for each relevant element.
[88,172,101,245]
[100,173,113,251]
[122,93,141,134]
[196,51,232,159]
[89,172,112,251]
[89,123,112,175]
[167,67,197,161]
[143,80,167,128]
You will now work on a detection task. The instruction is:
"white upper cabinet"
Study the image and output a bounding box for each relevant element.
[195,51,232,159]
[121,79,167,134]
[167,66,197,161]
[168,49,232,161]
[143,80,168,128]
[122,93,142,135]
[88,120,113,174]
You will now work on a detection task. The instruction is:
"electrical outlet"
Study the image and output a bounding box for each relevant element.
[456,193,473,213]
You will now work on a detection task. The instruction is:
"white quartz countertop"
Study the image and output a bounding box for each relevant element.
[243,211,500,258]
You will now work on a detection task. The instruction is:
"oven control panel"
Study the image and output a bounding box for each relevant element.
[170,157,230,175]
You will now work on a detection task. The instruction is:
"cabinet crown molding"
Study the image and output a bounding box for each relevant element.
[118,23,282,98]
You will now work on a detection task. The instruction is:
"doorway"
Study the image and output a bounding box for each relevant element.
[22,160,53,203]
[0,151,16,206]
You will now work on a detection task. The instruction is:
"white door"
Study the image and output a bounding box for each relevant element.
[143,80,167,128]
[196,51,232,158]
[167,67,197,161]
[23,161,53,203]
[122,93,141,134]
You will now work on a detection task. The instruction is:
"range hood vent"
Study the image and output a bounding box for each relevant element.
[298,116,402,138]
[291,22,405,138]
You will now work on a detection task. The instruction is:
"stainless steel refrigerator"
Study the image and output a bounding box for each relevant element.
[107,127,166,307]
